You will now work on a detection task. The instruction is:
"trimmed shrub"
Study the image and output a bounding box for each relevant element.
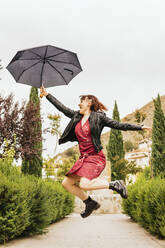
[0,171,30,244]
[0,158,74,244]
[122,168,165,238]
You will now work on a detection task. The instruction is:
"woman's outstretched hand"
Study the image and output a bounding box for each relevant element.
[141,125,152,132]
[40,86,48,98]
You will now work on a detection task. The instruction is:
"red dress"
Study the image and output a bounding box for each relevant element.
[65,117,106,180]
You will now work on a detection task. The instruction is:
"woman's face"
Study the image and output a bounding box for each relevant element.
[78,97,92,114]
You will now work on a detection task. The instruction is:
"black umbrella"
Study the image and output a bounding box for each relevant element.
[6,45,83,88]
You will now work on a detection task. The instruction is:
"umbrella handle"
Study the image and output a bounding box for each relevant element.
[40,83,44,98]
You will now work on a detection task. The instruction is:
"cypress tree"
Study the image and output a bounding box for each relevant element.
[21,87,43,177]
[107,101,125,180]
[151,94,165,178]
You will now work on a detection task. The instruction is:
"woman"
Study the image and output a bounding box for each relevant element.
[40,86,151,218]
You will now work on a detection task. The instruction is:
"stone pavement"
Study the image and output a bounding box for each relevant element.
[1,214,165,248]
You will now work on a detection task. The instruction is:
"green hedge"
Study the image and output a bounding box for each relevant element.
[0,162,74,244]
[122,168,165,239]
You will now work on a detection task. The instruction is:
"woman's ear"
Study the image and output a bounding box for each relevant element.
[88,99,92,107]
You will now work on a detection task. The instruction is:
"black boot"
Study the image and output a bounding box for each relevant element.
[80,196,100,218]
[109,180,128,199]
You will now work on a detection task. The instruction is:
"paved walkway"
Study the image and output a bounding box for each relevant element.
[1,214,165,248]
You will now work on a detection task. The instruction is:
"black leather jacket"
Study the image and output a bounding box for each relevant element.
[46,93,143,153]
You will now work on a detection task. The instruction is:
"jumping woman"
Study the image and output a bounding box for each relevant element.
[40,86,151,218]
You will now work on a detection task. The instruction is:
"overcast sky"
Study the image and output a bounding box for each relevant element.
[1,0,165,158]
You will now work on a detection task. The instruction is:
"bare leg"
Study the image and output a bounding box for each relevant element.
[62,174,88,201]
[79,177,109,191]
[79,177,128,199]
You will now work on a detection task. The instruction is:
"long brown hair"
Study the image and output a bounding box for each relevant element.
[79,94,108,112]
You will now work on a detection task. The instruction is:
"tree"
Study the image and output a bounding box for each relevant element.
[21,87,43,177]
[57,156,77,182]
[0,92,44,161]
[43,156,57,179]
[107,101,125,180]
[124,140,136,152]
[42,113,63,178]
[134,109,146,123]
[134,109,146,139]
[47,113,62,154]
[0,93,25,159]
[151,94,165,178]
[111,158,142,182]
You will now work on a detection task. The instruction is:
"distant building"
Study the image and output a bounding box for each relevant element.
[125,138,152,168]
[125,138,152,183]
[138,139,152,151]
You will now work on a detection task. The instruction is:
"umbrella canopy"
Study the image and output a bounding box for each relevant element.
[6,45,83,88]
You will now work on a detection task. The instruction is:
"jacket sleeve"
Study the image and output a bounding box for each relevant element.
[46,93,75,119]
[102,113,143,131]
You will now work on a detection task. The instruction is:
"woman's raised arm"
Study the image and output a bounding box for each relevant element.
[101,113,143,131]
[40,86,75,119]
